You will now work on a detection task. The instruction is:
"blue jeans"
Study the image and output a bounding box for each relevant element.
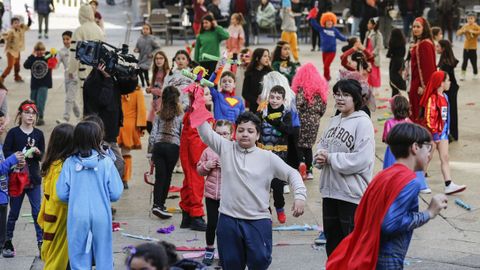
[7,184,43,242]
[30,87,49,119]
[216,214,272,270]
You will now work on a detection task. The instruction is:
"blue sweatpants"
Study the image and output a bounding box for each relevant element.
[216,214,272,270]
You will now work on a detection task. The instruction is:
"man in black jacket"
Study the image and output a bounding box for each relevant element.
[83,63,137,176]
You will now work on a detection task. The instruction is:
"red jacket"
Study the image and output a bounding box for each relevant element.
[424,93,448,134]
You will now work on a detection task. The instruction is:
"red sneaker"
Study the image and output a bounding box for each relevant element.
[277,209,286,224]
[298,162,307,180]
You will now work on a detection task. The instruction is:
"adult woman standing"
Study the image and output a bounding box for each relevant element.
[242,48,272,112]
[408,17,436,123]
[193,14,229,75]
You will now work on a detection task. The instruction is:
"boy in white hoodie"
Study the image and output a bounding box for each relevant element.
[314,79,375,256]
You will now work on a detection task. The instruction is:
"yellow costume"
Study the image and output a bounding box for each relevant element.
[117,86,147,181]
[37,160,68,270]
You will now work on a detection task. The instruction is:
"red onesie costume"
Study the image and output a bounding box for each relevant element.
[409,38,436,123]
[179,111,208,218]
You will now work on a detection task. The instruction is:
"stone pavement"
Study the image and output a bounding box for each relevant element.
[0,3,480,270]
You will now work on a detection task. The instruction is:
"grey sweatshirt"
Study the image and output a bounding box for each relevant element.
[280,8,297,32]
[316,110,375,205]
[135,34,160,70]
[198,122,307,220]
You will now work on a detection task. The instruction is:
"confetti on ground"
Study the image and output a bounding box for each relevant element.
[167,207,182,213]
[121,233,159,242]
[377,117,389,122]
[186,234,199,242]
[377,105,387,109]
[157,225,175,234]
[167,195,180,199]
[272,224,320,231]
[176,246,205,251]
[455,198,472,211]
[377,97,390,102]
[466,102,475,106]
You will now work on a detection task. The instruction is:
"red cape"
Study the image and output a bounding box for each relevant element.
[326,163,416,270]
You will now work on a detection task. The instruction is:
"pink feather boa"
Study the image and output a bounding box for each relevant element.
[291,63,329,104]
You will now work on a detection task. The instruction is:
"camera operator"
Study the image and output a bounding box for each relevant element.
[83,63,138,176]
[67,4,105,92]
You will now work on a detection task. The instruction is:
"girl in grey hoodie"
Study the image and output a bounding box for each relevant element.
[135,23,160,88]
[314,79,375,256]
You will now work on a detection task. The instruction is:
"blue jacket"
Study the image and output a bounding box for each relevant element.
[0,144,19,205]
[310,19,347,53]
[377,177,430,269]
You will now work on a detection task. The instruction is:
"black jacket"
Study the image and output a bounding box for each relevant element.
[398,0,425,17]
[23,55,53,89]
[83,69,137,143]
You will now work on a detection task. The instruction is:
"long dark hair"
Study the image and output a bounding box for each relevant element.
[41,123,75,176]
[73,121,104,157]
[160,86,182,120]
[272,40,290,62]
[388,28,406,49]
[246,48,272,73]
[413,17,433,43]
[151,50,170,87]
[438,40,459,68]
[170,50,193,75]
[200,14,216,33]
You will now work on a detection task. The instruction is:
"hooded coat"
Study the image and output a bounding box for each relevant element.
[56,151,123,270]
[67,4,105,83]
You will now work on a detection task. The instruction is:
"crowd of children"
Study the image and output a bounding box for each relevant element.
[0,2,477,269]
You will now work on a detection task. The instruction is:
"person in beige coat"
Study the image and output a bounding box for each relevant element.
[67,4,105,92]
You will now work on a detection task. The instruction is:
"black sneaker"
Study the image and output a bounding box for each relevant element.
[190,217,207,231]
[152,206,172,219]
[180,210,191,228]
[123,182,129,189]
[202,248,215,266]
[37,119,45,126]
[38,241,42,259]
[2,240,15,258]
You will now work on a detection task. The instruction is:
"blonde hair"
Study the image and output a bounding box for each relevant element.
[231,13,245,25]
[34,42,46,51]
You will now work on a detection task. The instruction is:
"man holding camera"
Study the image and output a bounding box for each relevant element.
[83,63,138,177]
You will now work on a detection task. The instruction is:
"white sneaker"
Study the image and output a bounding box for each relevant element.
[306,172,314,180]
[460,71,466,81]
[283,185,290,194]
[445,182,466,195]
[473,74,478,80]
[419,188,432,194]
[56,118,68,124]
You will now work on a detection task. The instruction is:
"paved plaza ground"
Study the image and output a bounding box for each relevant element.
[0,3,479,270]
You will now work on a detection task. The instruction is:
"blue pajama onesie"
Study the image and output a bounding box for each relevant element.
[56,151,123,270]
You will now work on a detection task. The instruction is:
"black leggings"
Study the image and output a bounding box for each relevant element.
[271,178,285,210]
[298,147,313,173]
[152,142,179,207]
[462,49,478,74]
[138,69,150,87]
[389,57,406,97]
[205,197,220,246]
[311,27,321,50]
[323,198,357,257]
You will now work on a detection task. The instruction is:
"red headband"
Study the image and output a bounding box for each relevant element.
[21,103,38,113]
[414,17,426,25]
